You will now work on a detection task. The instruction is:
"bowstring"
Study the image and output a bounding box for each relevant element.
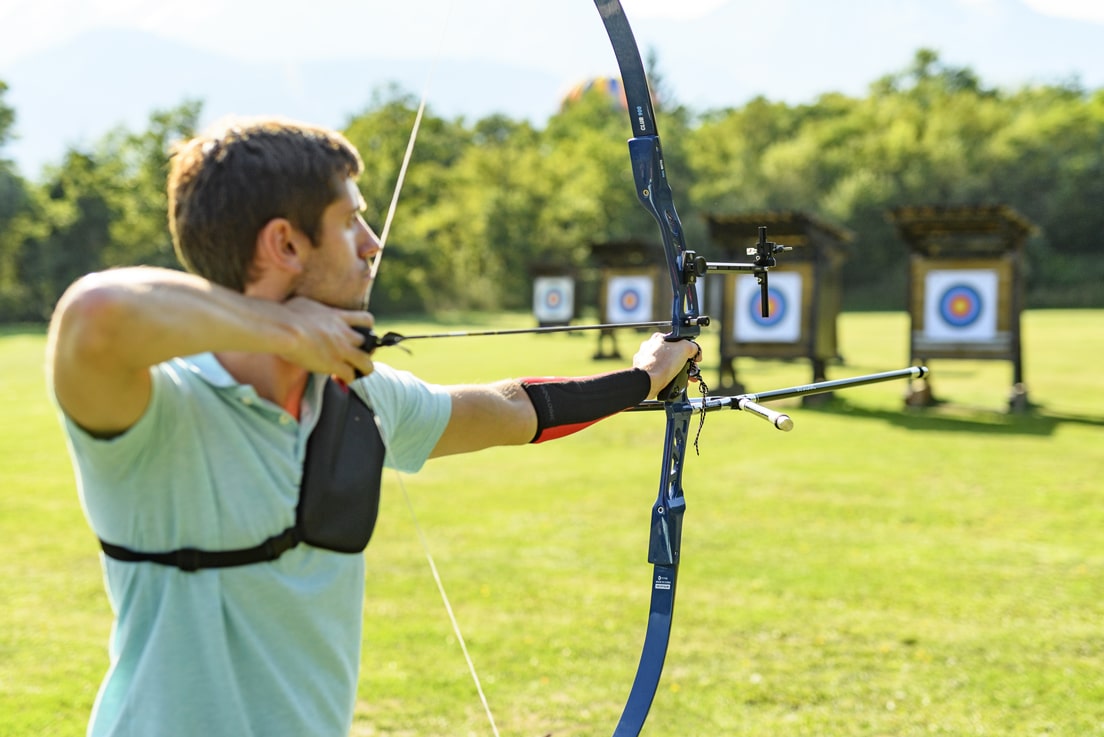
[365,5,500,735]
[362,2,452,310]
[361,97,424,309]
[393,471,502,737]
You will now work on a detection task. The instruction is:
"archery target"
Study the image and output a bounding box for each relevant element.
[923,269,998,342]
[733,271,802,343]
[533,276,574,323]
[606,275,654,323]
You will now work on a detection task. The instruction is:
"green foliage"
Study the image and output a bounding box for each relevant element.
[0,80,15,153]
[3,49,1104,322]
[690,51,1104,307]
[99,103,201,268]
[0,82,33,319]
[0,100,199,320]
[344,84,668,314]
[4,310,1103,736]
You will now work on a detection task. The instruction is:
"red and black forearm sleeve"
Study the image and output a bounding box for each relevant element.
[519,368,651,443]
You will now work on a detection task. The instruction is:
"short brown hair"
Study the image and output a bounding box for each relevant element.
[167,118,363,291]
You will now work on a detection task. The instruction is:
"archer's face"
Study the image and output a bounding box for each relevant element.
[294,178,379,310]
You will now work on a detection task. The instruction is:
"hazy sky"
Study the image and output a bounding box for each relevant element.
[1,0,727,67]
[3,0,1104,173]
[3,0,1103,71]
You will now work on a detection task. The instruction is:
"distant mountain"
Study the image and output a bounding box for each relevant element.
[3,1,1102,179]
[1,28,563,177]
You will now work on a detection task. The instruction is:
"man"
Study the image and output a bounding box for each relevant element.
[46,118,700,737]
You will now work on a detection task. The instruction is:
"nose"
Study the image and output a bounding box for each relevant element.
[358,217,381,261]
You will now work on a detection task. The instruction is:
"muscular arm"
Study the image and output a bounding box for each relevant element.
[429,381,537,457]
[47,266,374,436]
[428,333,700,458]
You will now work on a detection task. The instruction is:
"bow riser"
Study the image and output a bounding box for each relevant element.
[650,406,689,567]
[627,136,701,337]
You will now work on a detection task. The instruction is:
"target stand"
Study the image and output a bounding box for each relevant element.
[890,205,1034,412]
[705,212,850,403]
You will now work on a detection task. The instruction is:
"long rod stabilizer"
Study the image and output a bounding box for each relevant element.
[630,366,929,432]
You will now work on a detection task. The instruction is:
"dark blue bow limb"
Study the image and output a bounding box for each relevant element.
[593,1,699,735]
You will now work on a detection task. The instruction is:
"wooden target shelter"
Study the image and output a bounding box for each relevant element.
[704,212,850,396]
[889,204,1034,412]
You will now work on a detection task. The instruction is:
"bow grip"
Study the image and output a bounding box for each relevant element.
[657,336,700,402]
[658,363,689,402]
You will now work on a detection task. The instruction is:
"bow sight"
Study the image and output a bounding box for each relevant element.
[676,224,793,328]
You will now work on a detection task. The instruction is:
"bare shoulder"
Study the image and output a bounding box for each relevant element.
[47,272,154,437]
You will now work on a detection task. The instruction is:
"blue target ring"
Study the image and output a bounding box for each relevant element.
[543,289,563,309]
[619,288,641,313]
[939,284,982,327]
[747,286,786,327]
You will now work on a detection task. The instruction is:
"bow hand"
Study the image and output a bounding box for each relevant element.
[657,355,700,402]
[633,332,701,400]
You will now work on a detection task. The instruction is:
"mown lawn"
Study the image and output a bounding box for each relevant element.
[1,310,1101,736]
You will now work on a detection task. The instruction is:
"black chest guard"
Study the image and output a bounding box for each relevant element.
[297,378,385,553]
[98,378,386,571]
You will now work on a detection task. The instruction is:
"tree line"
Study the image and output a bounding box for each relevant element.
[0,50,1101,323]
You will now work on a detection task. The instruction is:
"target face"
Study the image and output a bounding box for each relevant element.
[939,284,983,327]
[733,272,802,343]
[748,286,788,327]
[533,277,574,323]
[620,289,640,311]
[606,275,654,323]
[923,269,998,342]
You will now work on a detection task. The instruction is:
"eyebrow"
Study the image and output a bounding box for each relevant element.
[334,193,362,216]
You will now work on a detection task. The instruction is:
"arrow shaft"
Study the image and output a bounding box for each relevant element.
[396,320,676,342]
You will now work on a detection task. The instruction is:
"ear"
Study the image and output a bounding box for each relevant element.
[254,218,309,277]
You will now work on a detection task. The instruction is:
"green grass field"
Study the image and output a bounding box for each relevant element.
[2,311,1101,737]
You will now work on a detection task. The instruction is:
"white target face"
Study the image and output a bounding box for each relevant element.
[606,275,654,323]
[923,269,998,342]
[733,272,802,343]
[533,277,574,323]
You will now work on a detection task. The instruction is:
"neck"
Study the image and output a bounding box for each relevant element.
[215,351,310,417]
